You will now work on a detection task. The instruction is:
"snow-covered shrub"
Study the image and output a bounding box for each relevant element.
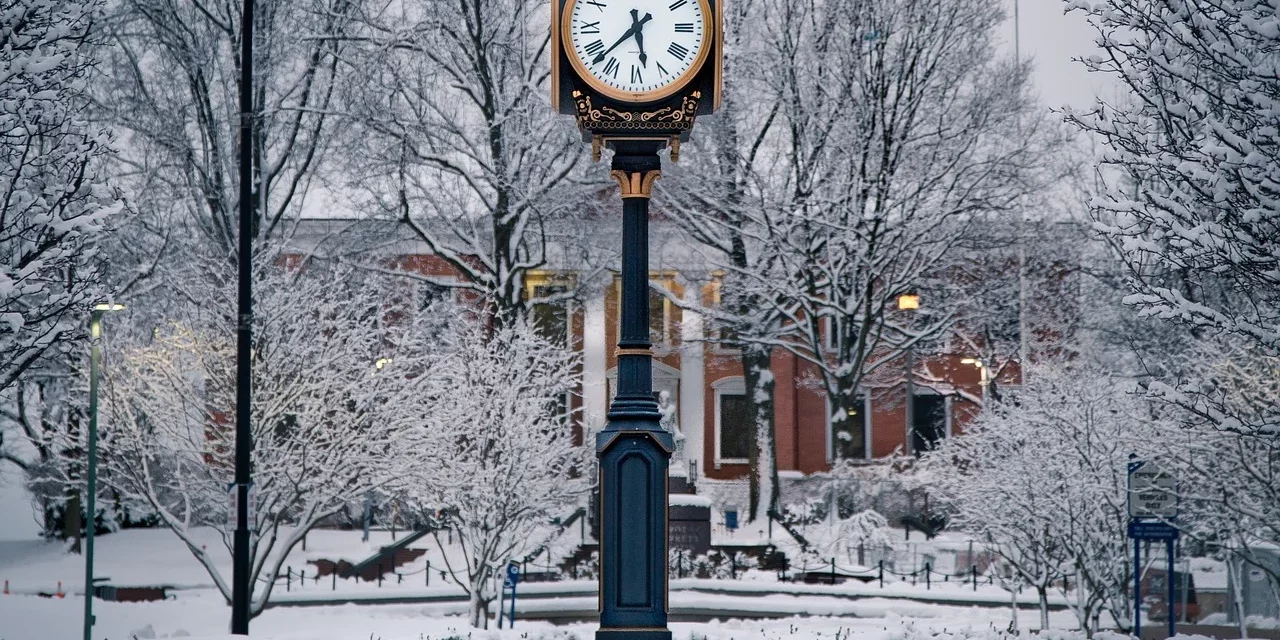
[395,309,588,628]
[919,363,1170,635]
[94,266,433,620]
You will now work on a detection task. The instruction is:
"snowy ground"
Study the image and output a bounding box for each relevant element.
[0,527,1100,640]
[0,526,1236,640]
[0,527,484,595]
[0,526,1075,611]
[0,588,1085,640]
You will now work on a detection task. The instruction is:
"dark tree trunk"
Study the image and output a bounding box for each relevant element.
[742,345,778,522]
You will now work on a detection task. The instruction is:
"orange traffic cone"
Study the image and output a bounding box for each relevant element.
[56,581,64,598]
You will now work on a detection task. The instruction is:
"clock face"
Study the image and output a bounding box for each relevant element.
[564,0,710,101]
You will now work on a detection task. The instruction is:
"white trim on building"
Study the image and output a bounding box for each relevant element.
[712,376,748,467]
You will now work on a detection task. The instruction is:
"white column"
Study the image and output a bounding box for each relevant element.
[679,294,705,478]
[583,295,608,436]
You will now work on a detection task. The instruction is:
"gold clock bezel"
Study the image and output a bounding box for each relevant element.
[561,0,714,104]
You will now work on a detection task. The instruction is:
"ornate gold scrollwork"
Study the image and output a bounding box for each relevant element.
[609,169,662,199]
[573,90,702,134]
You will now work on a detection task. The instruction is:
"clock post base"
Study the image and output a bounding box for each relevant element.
[598,629,673,640]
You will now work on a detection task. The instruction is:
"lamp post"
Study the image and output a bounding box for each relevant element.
[84,303,123,640]
[960,358,989,403]
[897,293,919,455]
[232,0,256,629]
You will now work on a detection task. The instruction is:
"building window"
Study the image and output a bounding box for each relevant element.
[911,393,949,454]
[531,284,571,346]
[713,378,750,464]
[525,273,575,427]
[827,391,870,461]
[615,276,679,346]
[649,286,669,344]
[823,317,839,352]
[715,322,740,349]
[707,277,740,352]
[416,281,451,312]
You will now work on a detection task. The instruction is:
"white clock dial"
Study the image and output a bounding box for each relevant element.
[566,0,708,98]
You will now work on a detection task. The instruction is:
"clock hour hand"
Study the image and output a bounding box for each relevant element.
[632,10,651,67]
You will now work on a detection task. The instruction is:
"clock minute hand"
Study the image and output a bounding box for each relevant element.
[592,25,637,64]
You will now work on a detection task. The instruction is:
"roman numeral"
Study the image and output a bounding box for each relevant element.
[586,0,606,10]
[668,0,687,9]
[630,65,643,84]
[667,42,689,60]
[584,40,605,57]
[603,57,620,78]
[674,22,694,32]
[656,61,670,76]
[578,20,600,34]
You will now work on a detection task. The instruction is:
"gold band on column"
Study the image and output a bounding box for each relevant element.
[615,348,653,357]
[610,170,662,199]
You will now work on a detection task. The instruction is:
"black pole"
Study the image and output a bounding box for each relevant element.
[1134,537,1142,639]
[1167,539,1175,639]
[232,0,255,629]
[595,139,672,640]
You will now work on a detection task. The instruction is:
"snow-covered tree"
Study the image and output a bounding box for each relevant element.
[1067,0,1280,611]
[1068,0,1279,437]
[397,309,587,628]
[921,364,1167,636]
[719,0,1054,459]
[92,0,352,291]
[342,0,593,319]
[1,0,119,395]
[90,264,431,620]
[1143,340,1280,613]
[659,0,785,524]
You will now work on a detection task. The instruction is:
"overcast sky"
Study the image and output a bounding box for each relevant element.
[999,0,1119,110]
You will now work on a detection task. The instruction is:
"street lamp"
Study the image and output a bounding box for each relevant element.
[960,358,990,402]
[898,293,918,455]
[85,303,124,640]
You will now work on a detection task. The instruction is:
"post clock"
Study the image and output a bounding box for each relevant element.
[552,1,721,640]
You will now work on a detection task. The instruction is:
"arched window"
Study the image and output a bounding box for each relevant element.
[712,377,749,465]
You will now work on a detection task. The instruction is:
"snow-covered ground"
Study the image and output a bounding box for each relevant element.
[0,527,1097,640]
[0,526,1065,608]
[0,527,486,595]
[0,588,1086,640]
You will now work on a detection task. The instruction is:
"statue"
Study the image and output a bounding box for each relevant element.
[657,390,685,474]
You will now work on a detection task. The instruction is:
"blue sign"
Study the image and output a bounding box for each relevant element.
[1128,520,1179,540]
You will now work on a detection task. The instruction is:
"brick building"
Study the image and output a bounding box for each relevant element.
[291,217,1050,484]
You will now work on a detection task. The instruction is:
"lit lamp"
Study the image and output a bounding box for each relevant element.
[375,357,393,370]
[897,293,920,310]
[961,358,990,401]
[85,302,124,640]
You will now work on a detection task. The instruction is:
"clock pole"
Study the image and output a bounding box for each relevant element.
[551,0,721,638]
[596,138,672,640]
